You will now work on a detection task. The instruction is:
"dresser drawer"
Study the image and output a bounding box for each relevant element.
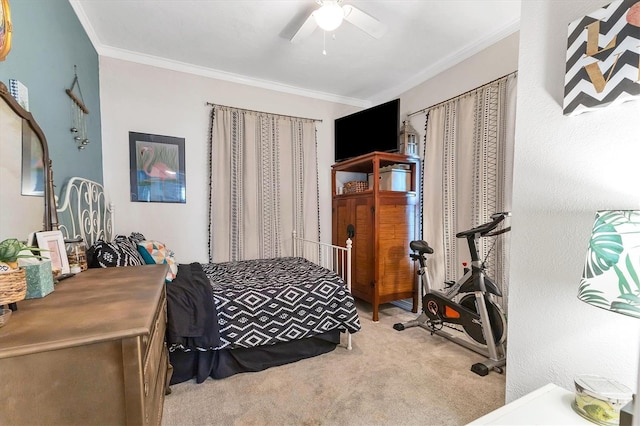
[142,292,167,425]
[143,291,167,353]
[145,347,168,425]
[144,293,166,390]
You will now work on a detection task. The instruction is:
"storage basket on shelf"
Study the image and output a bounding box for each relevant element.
[343,180,368,194]
[0,268,27,305]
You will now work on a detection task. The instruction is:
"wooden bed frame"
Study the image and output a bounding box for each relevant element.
[56,177,355,353]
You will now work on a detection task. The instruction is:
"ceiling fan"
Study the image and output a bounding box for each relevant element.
[290,0,387,43]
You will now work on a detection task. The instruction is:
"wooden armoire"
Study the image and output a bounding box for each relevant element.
[332,151,420,321]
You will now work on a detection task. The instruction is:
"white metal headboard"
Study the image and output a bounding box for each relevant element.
[56,177,114,246]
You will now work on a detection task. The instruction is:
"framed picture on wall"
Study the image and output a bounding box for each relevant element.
[35,230,69,276]
[563,0,640,115]
[129,132,186,203]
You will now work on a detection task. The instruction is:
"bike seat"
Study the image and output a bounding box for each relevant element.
[410,240,434,255]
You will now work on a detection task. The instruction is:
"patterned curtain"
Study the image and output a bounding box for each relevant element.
[422,72,517,312]
[208,106,319,263]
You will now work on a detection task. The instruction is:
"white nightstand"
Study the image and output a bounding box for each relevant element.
[468,383,594,425]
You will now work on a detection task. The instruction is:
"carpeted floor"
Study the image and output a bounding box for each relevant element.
[162,301,505,425]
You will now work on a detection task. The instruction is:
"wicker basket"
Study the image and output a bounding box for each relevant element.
[0,268,27,305]
[344,180,368,194]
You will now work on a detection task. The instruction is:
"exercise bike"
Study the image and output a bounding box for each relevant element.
[393,212,510,376]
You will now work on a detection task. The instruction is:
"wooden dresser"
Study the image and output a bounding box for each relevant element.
[0,264,170,425]
[332,151,420,321]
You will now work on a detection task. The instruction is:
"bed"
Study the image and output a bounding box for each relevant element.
[56,177,360,384]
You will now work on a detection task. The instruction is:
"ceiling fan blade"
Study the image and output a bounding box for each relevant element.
[290,13,318,42]
[342,5,387,39]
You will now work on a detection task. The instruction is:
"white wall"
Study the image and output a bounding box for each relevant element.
[399,32,520,129]
[507,0,640,401]
[99,57,357,263]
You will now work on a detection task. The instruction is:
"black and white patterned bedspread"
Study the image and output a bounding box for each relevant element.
[201,256,361,350]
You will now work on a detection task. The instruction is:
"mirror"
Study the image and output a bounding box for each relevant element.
[21,119,44,196]
[0,81,57,240]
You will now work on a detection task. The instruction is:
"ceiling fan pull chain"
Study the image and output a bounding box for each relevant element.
[323,30,327,55]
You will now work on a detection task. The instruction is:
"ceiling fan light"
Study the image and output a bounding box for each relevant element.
[314,2,344,32]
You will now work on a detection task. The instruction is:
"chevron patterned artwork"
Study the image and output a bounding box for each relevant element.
[564,0,640,115]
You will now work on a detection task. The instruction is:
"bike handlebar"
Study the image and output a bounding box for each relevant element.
[455,212,511,239]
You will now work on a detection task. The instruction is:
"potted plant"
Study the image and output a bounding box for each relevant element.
[0,238,47,306]
[0,238,46,272]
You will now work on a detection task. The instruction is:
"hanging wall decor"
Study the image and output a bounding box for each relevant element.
[563,0,640,116]
[66,65,90,149]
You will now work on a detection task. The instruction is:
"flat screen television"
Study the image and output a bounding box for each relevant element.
[334,98,400,162]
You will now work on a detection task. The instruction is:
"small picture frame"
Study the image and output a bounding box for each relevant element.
[36,230,69,276]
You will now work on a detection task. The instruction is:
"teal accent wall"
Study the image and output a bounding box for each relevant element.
[0,0,102,194]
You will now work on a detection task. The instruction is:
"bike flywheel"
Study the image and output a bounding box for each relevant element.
[459,294,507,346]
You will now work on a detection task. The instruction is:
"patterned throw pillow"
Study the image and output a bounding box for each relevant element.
[89,235,146,268]
[129,232,147,244]
[137,240,178,282]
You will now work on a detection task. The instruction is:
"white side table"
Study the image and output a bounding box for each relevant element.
[468,383,593,425]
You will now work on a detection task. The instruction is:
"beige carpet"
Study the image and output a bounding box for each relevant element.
[162,301,505,425]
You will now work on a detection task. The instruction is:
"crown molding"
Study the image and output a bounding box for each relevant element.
[69,0,101,51]
[369,18,521,104]
[100,45,371,108]
[69,1,369,108]
[70,0,517,108]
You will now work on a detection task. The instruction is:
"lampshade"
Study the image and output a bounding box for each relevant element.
[579,210,640,319]
[314,1,344,32]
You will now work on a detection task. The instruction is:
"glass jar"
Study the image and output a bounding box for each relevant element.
[65,237,88,272]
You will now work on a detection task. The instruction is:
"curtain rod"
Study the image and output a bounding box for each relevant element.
[407,70,518,118]
[206,102,323,123]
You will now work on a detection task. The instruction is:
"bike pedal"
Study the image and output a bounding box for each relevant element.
[427,320,442,332]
